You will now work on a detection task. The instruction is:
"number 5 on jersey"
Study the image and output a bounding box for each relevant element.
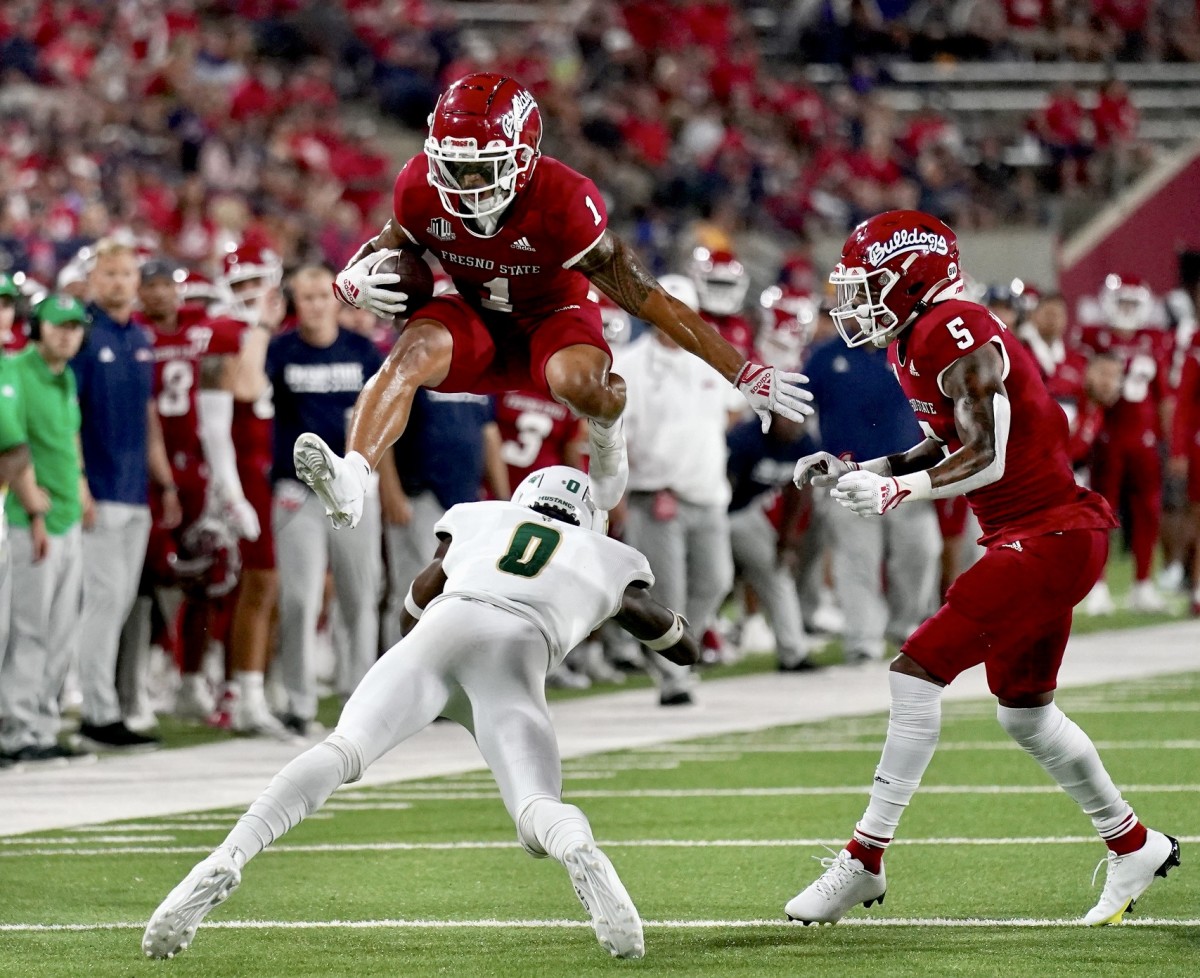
[497,522,562,578]
[945,316,974,350]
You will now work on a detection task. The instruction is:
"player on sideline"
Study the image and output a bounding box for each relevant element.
[787,211,1179,926]
[293,73,810,529]
[143,466,698,961]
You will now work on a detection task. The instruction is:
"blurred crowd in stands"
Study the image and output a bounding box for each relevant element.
[0,0,1182,296]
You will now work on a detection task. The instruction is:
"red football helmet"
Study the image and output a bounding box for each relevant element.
[757,286,817,369]
[424,73,543,231]
[173,515,242,598]
[1101,273,1152,332]
[218,244,282,321]
[689,247,749,317]
[830,210,963,347]
[180,270,222,310]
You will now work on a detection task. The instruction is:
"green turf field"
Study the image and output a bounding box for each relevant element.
[2,672,1196,978]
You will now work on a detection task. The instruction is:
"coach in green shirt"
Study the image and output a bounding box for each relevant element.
[0,295,93,764]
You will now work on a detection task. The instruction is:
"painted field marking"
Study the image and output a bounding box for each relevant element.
[0,835,176,846]
[75,823,231,833]
[5,836,1199,857]
[339,784,1200,803]
[2,917,1197,933]
[631,741,1200,754]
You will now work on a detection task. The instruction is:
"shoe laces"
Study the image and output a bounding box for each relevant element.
[1090,849,1121,892]
[810,847,862,898]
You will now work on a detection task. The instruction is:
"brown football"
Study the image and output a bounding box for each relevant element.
[368,250,435,318]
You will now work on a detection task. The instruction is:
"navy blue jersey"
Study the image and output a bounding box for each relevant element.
[726,418,819,513]
[394,390,494,509]
[266,328,384,484]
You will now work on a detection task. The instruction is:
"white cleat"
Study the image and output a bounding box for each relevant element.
[293,433,364,529]
[173,678,216,723]
[586,418,628,511]
[233,702,303,742]
[143,849,242,959]
[1084,830,1180,926]
[785,848,887,924]
[1126,581,1167,613]
[563,842,645,959]
[1083,580,1116,616]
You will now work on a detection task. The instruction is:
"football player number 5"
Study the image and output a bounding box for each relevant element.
[946,317,974,350]
[498,522,562,578]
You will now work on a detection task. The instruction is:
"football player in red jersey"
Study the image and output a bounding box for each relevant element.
[787,211,1177,926]
[495,389,586,488]
[284,73,810,530]
[212,245,294,738]
[689,246,757,362]
[139,258,257,723]
[1077,274,1174,612]
[1170,336,1200,614]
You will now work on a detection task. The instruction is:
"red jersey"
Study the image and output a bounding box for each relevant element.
[392,154,607,322]
[702,311,756,362]
[1016,323,1087,405]
[1172,339,1200,459]
[1077,325,1173,442]
[147,308,241,478]
[494,389,582,486]
[890,299,1115,547]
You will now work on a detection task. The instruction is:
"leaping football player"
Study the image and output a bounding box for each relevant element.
[788,210,1179,926]
[143,466,698,961]
[285,73,811,528]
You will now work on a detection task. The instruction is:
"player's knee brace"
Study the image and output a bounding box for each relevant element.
[515,795,556,859]
[322,732,367,784]
[996,702,1065,753]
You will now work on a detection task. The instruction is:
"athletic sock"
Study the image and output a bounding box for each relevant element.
[996,702,1140,852]
[518,797,595,862]
[221,736,359,868]
[853,672,943,865]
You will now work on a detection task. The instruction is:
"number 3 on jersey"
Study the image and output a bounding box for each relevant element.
[497,522,562,578]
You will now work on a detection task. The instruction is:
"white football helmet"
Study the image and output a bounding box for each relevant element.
[511,465,607,533]
[1101,273,1153,333]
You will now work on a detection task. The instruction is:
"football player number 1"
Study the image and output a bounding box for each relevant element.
[498,522,562,578]
[946,316,974,350]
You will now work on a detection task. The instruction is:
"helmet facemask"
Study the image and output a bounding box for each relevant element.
[425,137,536,230]
[829,263,903,348]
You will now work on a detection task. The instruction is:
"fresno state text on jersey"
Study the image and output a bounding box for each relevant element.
[889,299,1115,546]
[392,153,607,321]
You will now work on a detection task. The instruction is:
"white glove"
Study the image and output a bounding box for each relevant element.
[203,480,261,542]
[830,470,914,518]
[734,361,814,432]
[793,451,858,490]
[333,250,408,318]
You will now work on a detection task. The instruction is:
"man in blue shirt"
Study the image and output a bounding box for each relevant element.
[727,414,821,671]
[234,266,401,734]
[72,239,180,751]
[384,389,508,649]
[802,331,940,662]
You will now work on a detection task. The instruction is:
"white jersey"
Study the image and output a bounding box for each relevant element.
[430,501,654,665]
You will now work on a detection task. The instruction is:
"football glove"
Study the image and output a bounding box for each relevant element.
[735,361,814,432]
[831,470,913,518]
[333,251,407,318]
[794,451,858,490]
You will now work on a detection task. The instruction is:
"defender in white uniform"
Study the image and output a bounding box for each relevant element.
[144,464,698,962]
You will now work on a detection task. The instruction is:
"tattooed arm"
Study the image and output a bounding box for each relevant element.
[342,218,423,269]
[574,230,744,382]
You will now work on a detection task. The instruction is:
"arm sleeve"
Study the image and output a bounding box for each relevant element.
[197,389,246,500]
[559,174,609,269]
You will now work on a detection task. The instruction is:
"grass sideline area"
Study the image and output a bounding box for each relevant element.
[2,673,1196,978]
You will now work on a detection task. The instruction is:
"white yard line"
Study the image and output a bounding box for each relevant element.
[2,917,1197,932]
[2,621,1197,837]
[5,835,1199,857]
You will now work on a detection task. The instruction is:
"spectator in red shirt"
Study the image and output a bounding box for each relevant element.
[1035,83,1093,192]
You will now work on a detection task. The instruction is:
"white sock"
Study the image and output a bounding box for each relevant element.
[236,671,267,711]
[996,702,1136,840]
[855,672,943,845]
[222,735,362,867]
[517,796,595,862]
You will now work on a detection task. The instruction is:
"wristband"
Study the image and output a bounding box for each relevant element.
[644,612,684,652]
[893,470,933,501]
[404,586,424,620]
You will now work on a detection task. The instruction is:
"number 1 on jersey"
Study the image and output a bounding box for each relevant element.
[482,276,512,312]
[497,522,562,578]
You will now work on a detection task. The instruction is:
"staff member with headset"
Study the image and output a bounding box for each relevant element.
[73,239,180,751]
[0,295,94,765]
